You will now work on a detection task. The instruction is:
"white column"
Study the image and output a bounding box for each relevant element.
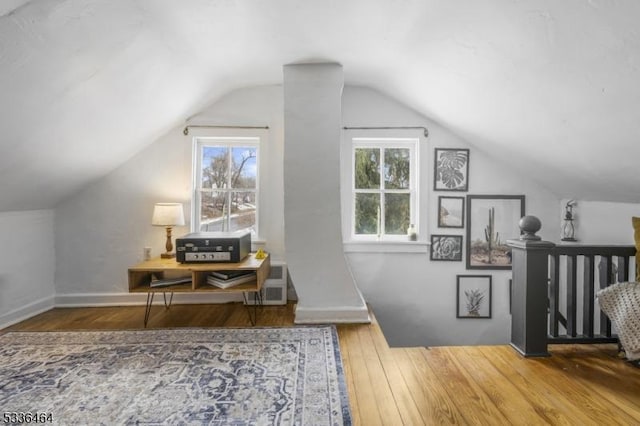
[283,63,369,323]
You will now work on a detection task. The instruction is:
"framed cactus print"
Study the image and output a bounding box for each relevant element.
[457,275,492,318]
[466,195,525,270]
[434,148,469,191]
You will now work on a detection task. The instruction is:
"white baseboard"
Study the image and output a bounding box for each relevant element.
[294,304,371,324]
[55,292,243,307]
[0,295,55,330]
[2,294,371,329]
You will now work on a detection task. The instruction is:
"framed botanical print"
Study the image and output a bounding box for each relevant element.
[434,148,469,191]
[466,194,525,270]
[456,275,492,318]
[438,196,465,228]
[430,235,463,261]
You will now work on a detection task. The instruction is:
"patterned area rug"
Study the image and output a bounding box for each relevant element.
[0,326,351,425]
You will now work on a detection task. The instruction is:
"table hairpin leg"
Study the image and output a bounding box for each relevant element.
[163,291,174,309]
[242,290,264,326]
[254,289,263,324]
[143,291,175,327]
[144,292,155,328]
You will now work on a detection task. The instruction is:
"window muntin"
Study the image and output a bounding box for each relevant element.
[193,137,259,235]
[351,138,418,241]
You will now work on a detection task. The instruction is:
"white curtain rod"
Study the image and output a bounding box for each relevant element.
[342,126,429,138]
[183,125,269,136]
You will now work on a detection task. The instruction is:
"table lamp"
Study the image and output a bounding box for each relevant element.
[152,203,185,258]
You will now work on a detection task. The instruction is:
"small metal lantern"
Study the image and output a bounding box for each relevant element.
[561,200,577,242]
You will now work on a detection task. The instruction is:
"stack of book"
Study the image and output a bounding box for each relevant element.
[150,275,192,288]
[207,270,256,289]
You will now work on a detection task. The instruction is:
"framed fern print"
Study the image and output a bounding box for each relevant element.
[434,148,469,191]
[456,275,492,318]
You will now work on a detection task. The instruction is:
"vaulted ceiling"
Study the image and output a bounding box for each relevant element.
[2,0,639,211]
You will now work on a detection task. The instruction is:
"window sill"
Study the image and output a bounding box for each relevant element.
[251,238,266,251]
[343,240,430,253]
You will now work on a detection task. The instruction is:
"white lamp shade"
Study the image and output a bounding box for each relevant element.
[152,203,185,226]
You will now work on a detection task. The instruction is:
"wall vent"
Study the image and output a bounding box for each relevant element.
[245,261,287,305]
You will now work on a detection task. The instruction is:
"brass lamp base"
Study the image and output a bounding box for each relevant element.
[161,226,176,259]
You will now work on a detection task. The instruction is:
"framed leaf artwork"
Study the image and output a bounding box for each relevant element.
[434,148,469,191]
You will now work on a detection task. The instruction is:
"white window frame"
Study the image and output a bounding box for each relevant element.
[340,129,429,254]
[350,138,419,242]
[191,131,263,237]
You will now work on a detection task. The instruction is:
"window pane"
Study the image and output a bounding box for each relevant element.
[355,193,380,234]
[384,148,410,189]
[201,147,229,189]
[231,147,257,189]
[385,193,410,234]
[199,191,229,232]
[230,191,256,233]
[354,148,380,189]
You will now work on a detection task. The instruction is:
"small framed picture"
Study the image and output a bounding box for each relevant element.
[430,235,463,261]
[434,148,469,191]
[457,275,492,318]
[438,196,465,228]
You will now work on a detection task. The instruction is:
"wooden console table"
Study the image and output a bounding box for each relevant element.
[128,253,270,326]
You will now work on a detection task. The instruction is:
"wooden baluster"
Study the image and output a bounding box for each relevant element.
[549,254,560,338]
[510,214,634,349]
[566,255,577,337]
[599,255,613,337]
[582,255,595,338]
[617,256,629,283]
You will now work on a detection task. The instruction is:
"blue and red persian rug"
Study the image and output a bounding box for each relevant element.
[0,326,351,425]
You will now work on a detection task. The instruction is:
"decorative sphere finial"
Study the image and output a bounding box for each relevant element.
[519,215,542,241]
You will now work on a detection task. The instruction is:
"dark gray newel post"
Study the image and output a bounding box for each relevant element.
[507,216,555,357]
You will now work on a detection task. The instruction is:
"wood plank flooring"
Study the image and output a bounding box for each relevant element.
[4,302,640,425]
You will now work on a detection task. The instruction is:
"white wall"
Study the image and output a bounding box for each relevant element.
[564,199,640,245]
[0,210,55,328]
[52,82,562,346]
[342,86,561,347]
[54,86,286,305]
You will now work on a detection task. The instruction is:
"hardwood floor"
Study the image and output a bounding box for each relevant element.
[5,303,640,425]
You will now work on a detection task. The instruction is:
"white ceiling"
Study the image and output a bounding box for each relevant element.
[2,0,640,211]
